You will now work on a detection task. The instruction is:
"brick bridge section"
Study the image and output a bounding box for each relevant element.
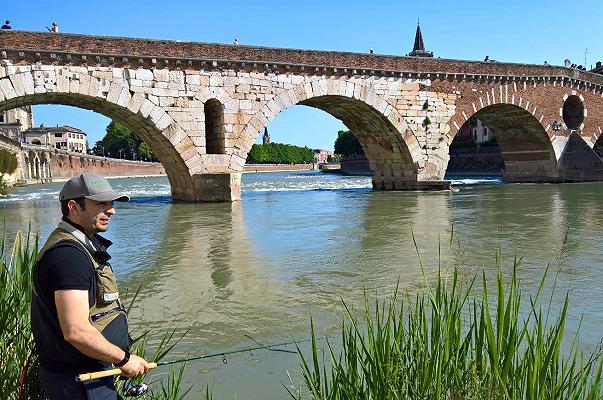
[1,30,603,201]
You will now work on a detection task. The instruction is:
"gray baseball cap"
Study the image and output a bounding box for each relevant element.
[59,173,129,202]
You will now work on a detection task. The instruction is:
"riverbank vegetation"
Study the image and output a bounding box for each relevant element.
[334,130,364,157]
[246,142,315,164]
[0,230,191,399]
[91,121,158,161]
[288,238,603,399]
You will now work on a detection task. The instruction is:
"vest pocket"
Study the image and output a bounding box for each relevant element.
[90,305,126,335]
[95,264,119,305]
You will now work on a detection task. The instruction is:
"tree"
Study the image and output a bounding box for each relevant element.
[92,121,156,161]
[334,130,364,156]
[246,143,315,164]
[137,142,157,162]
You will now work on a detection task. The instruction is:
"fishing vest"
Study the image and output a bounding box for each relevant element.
[35,227,127,333]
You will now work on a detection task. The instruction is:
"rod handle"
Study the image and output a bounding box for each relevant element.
[76,362,158,382]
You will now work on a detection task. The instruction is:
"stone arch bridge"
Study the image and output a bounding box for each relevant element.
[1,30,603,201]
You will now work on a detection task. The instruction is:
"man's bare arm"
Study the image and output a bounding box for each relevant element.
[55,289,150,376]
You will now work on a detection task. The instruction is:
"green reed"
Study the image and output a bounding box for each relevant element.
[0,229,192,399]
[289,237,603,400]
[0,229,37,399]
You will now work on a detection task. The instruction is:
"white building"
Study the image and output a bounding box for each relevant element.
[23,125,88,153]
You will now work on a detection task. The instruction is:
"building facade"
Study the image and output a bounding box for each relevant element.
[313,149,332,164]
[456,117,492,143]
[22,125,88,153]
[0,106,34,142]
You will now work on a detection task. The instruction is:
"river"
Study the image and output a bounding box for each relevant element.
[1,171,602,399]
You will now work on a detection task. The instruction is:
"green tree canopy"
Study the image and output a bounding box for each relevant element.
[92,121,157,161]
[334,130,364,156]
[246,143,315,164]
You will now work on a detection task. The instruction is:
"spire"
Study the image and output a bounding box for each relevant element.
[262,127,270,145]
[408,21,433,58]
[413,23,425,52]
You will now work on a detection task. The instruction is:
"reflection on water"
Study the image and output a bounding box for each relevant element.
[1,173,602,399]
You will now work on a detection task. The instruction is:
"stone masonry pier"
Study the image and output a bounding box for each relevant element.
[1,30,603,201]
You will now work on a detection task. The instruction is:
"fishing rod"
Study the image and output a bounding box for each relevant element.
[76,336,327,382]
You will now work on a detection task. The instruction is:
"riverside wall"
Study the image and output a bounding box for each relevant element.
[49,151,165,180]
[340,158,372,175]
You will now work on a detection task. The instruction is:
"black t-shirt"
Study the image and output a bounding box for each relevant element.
[37,244,96,309]
[31,237,129,373]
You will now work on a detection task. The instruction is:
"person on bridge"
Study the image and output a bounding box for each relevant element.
[30,173,151,399]
[45,21,59,32]
[1,20,11,29]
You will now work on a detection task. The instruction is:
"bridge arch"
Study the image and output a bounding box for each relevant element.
[447,86,560,182]
[236,78,424,190]
[0,69,203,200]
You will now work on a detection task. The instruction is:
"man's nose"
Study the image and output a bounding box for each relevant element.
[106,206,116,216]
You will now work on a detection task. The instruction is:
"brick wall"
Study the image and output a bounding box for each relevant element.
[49,151,165,179]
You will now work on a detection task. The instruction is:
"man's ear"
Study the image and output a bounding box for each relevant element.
[68,200,80,216]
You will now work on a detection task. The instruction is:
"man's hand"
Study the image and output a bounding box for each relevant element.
[119,354,151,377]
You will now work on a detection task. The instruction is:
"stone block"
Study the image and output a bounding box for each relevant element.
[9,73,25,97]
[116,87,131,107]
[21,72,35,95]
[55,70,69,93]
[209,75,223,87]
[138,99,155,118]
[106,82,122,103]
[156,113,173,131]
[127,93,145,113]
[169,71,184,83]
[0,78,16,99]
[185,74,200,85]
[153,68,169,82]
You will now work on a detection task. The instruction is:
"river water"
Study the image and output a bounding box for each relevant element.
[1,171,602,399]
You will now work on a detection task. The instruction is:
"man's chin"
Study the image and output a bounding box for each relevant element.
[95,224,109,233]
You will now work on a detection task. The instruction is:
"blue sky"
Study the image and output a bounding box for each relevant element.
[3,0,602,151]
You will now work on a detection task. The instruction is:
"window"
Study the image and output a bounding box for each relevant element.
[54,132,62,137]
[483,128,488,138]
[204,99,226,154]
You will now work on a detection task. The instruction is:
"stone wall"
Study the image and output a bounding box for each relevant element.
[48,151,164,180]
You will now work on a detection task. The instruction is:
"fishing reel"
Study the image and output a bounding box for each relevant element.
[123,382,149,397]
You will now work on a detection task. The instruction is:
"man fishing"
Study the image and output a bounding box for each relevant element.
[30,173,151,399]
